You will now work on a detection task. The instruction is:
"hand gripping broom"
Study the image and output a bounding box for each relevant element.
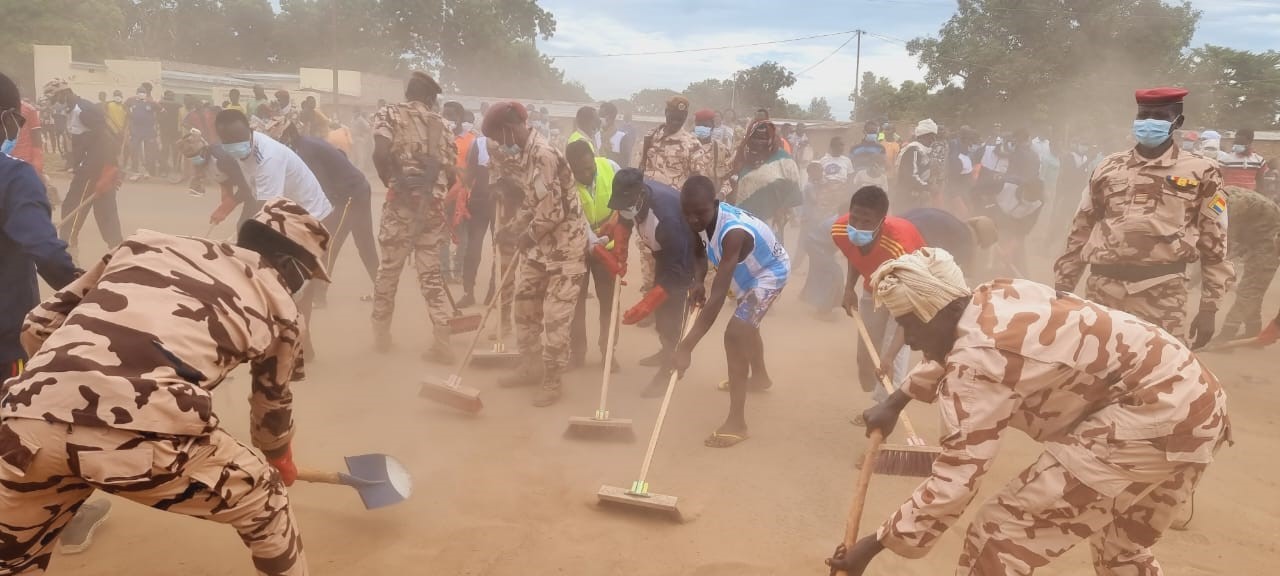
[851,312,939,477]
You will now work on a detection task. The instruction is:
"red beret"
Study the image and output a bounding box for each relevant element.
[481,101,528,138]
[1135,87,1188,106]
[694,108,715,123]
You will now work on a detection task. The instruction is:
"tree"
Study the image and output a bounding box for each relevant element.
[682,78,733,112]
[733,61,797,115]
[3,0,125,94]
[1183,46,1280,131]
[806,97,834,121]
[906,0,1200,130]
[629,88,681,115]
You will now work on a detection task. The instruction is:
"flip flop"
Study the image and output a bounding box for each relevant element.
[717,377,774,392]
[704,431,750,448]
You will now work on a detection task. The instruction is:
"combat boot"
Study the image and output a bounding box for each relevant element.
[498,355,543,388]
[532,378,563,407]
[421,326,456,364]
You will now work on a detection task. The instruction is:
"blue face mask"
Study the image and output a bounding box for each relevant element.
[1,139,14,156]
[1132,119,1172,149]
[1232,144,1247,155]
[1180,141,1195,152]
[693,126,712,140]
[221,140,252,159]
[500,143,521,157]
[846,224,877,247]
[865,133,878,143]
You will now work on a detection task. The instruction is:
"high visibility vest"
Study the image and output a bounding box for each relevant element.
[577,157,616,228]
[455,131,476,170]
[567,130,596,154]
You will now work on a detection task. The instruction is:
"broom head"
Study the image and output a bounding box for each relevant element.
[597,483,681,519]
[873,436,939,478]
[418,374,483,413]
[566,411,635,440]
[448,313,483,334]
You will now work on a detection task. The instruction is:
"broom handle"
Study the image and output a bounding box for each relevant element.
[636,306,698,483]
[453,253,522,376]
[851,311,921,440]
[838,428,885,574]
[494,204,507,340]
[596,278,625,412]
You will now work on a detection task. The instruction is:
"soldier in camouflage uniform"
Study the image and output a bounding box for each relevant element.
[1218,186,1280,340]
[1055,88,1233,348]
[369,72,458,363]
[483,102,587,407]
[692,109,733,196]
[638,96,708,309]
[0,199,329,575]
[829,249,1230,576]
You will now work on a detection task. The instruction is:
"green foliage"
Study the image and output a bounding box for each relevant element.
[1184,46,1280,130]
[629,88,681,115]
[2,0,126,94]
[805,97,834,121]
[639,61,827,121]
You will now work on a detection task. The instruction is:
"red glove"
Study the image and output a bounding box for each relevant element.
[1258,320,1280,346]
[593,244,625,277]
[609,223,631,266]
[623,286,668,325]
[267,444,298,487]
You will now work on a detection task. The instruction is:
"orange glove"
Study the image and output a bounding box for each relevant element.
[267,444,298,487]
[609,223,631,266]
[593,244,625,277]
[1258,320,1280,346]
[623,286,668,325]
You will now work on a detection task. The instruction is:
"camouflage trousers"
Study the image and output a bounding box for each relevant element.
[514,258,586,384]
[1223,251,1280,332]
[1085,275,1188,339]
[956,449,1209,576]
[0,419,304,575]
[371,199,452,333]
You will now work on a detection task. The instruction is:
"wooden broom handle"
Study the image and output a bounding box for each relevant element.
[295,468,342,485]
[838,428,885,575]
[454,253,522,375]
[851,311,920,439]
[635,306,698,483]
[596,278,625,412]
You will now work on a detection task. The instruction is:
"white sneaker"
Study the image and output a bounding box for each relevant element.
[59,499,111,555]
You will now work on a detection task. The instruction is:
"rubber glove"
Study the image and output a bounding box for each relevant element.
[592,244,625,277]
[623,286,668,325]
[267,444,298,487]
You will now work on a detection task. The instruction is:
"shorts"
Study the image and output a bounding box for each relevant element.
[732,286,783,328]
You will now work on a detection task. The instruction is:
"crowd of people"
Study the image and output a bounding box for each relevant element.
[0,64,1270,576]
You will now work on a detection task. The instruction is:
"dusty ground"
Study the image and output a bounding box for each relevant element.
[41,176,1278,575]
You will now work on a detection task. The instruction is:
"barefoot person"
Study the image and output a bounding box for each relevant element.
[673,175,790,448]
[826,248,1229,576]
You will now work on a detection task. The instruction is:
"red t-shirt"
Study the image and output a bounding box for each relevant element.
[12,101,43,172]
[831,214,926,290]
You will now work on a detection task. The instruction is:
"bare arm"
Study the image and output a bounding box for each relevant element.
[679,229,749,355]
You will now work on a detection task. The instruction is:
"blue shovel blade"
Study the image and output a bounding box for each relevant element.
[343,453,413,510]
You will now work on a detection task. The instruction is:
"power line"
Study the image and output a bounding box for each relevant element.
[546,28,861,59]
[796,32,860,76]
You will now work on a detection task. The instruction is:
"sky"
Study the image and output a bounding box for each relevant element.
[537,0,1280,119]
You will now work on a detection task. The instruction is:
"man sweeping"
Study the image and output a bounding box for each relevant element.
[608,168,695,397]
[673,175,789,448]
[484,101,587,407]
[0,199,329,575]
[565,139,626,372]
[826,248,1230,576]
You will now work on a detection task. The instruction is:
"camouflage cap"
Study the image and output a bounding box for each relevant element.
[42,78,70,100]
[248,198,332,281]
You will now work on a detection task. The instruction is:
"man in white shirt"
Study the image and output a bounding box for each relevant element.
[214,108,334,358]
[212,109,332,222]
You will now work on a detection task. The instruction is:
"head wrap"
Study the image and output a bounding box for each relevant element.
[914,118,939,137]
[870,247,970,322]
[481,101,528,139]
[42,78,70,101]
[694,108,715,123]
[734,120,781,173]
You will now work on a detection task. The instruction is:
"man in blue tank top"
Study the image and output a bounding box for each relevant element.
[673,175,790,448]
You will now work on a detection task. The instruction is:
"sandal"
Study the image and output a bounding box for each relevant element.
[704,431,750,448]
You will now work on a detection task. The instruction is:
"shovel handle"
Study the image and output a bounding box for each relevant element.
[295,468,343,485]
[851,312,920,440]
[837,429,884,575]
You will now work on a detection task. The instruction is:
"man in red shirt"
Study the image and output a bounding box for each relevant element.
[832,185,925,413]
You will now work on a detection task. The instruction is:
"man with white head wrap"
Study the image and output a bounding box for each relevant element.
[894,119,939,213]
[826,249,1230,576]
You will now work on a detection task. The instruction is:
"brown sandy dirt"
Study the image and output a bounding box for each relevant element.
[44,177,1278,575]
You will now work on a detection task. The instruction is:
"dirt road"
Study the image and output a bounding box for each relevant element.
[45,178,1277,575]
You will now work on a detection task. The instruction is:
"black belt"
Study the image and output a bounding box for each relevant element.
[1090,262,1186,282]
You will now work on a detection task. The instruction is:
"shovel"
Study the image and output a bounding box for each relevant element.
[295,453,413,510]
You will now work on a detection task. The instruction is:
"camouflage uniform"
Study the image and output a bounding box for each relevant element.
[1221,186,1280,336]
[705,139,735,198]
[0,200,328,575]
[880,279,1229,575]
[369,101,457,353]
[1055,146,1233,339]
[640,126,708,292]
[492,131,587,398]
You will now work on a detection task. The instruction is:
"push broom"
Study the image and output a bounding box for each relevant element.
[418,253,522,412]
[596,307,697,518]
[851,312,939,477]
[472,217,520,365]
[566,279,633,439]
[832,428,884,576]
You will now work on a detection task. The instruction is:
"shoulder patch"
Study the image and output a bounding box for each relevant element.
[1202,190,1228,220]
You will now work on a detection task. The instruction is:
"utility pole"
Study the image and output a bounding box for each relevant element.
[331,0,339,108]
[852,30,863,121]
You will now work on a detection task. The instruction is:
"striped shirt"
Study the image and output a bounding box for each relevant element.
[832,214,926,290]
[1216,150,1268,191]
[703,202,789,293]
